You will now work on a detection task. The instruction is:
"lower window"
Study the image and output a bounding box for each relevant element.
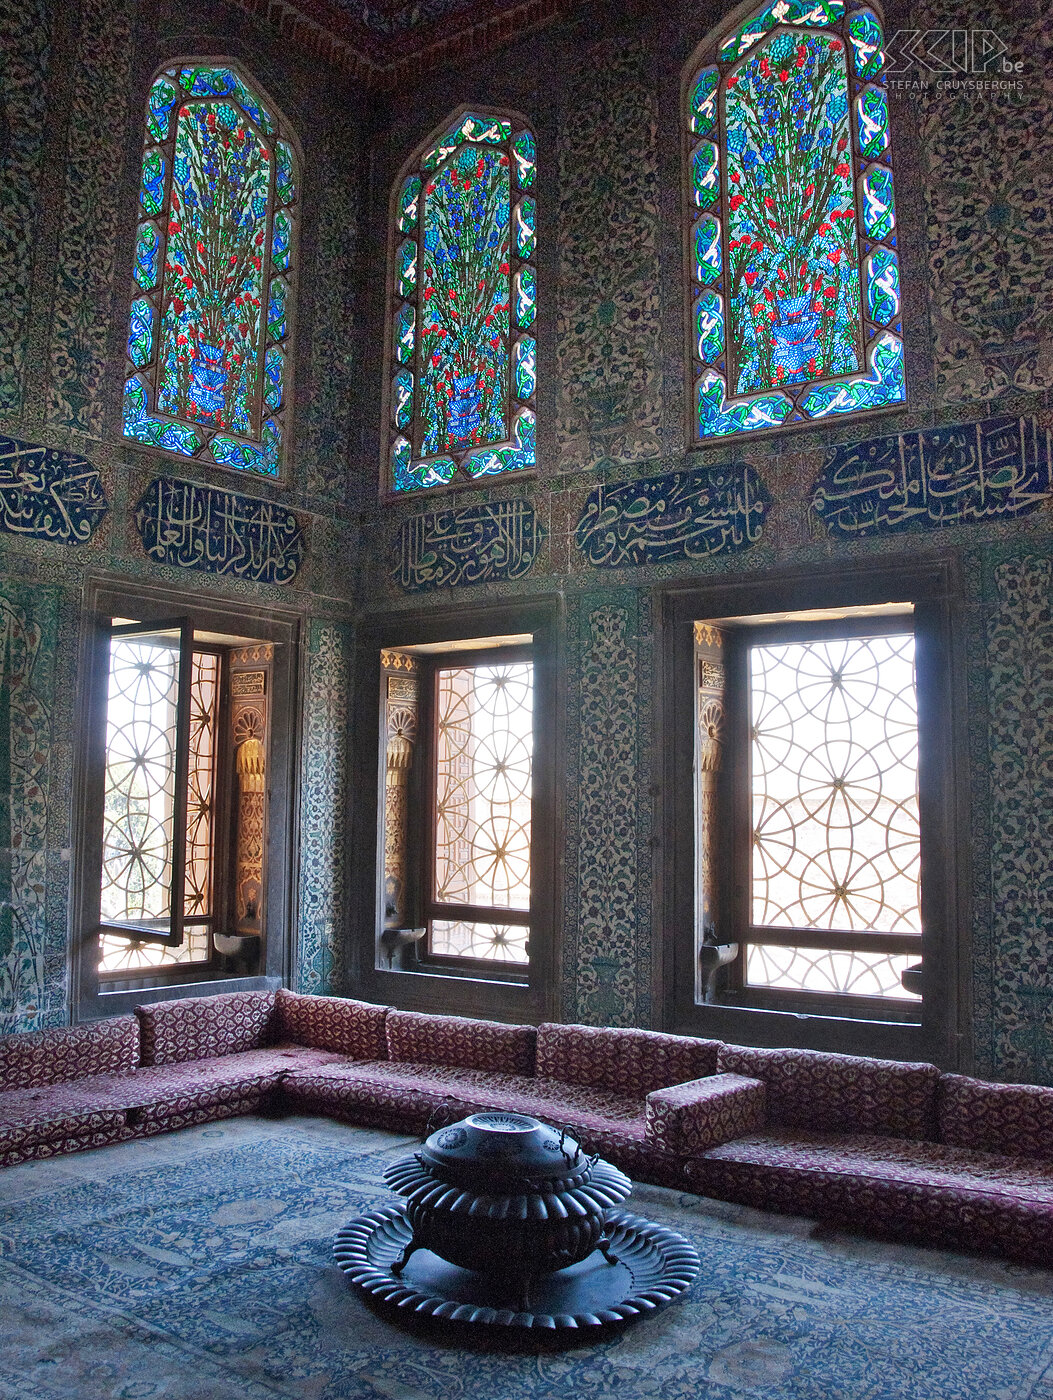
[664,561,963,1058]
[379,637,535,979]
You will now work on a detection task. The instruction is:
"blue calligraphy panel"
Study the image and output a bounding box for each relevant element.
[135,477,302,584]
[393,499,542,592]
[812,415,1053,538]
[0,435,108,545]
[575,462,769,567]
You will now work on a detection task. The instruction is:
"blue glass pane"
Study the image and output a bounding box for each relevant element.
[514,338,536,400]
[515,197,536,258]
[866,248,900,326]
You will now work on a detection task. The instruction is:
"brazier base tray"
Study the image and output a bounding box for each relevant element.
[333,1205,699,1333]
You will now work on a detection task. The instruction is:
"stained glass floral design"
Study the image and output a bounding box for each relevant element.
[686,0,904,440]
[388,110,537,493]
[123,64,298,477]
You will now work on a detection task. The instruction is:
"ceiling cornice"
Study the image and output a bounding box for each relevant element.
[228,0,568,88]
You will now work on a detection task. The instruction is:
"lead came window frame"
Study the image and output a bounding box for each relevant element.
[122,58,300,478]
[683,0,904,442]
[384,106,538,496]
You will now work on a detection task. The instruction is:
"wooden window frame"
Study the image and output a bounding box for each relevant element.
[351,598,562,1025]
[72,576,300,1021]
[414,643,534,977]
[657,556,970,1066]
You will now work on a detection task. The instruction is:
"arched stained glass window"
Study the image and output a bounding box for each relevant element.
[685,2,903,441]
[386,108,537,494]
[123,62,298,477]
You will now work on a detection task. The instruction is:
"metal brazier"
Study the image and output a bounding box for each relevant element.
[383,1112,632,1282]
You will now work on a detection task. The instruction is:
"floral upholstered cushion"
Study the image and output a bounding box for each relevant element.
[716,1043,940,1140]
[385,1010,536,1076]
[135,991,277,1066]
[0,1126,129,1169]
[646,1073,767,1155]
[695,1130,1053,1266]
[0,1016,140,1090]
[275,989,389,1060]
[536,1023,637,1092]
[0,1083,128,1152]
[536,1023,720,1096]
[281,1060,647,1141]
[632,1029,721,1096]
[938,1074,1053,1159]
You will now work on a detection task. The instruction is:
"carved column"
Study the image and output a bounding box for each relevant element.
[381,650,418,929]
[694,622,734,1001]
[229,646,272,933]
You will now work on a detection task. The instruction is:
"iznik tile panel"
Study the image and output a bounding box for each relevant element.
[392,498,541,591]
[0,434,109,544]
[812,415,1053,538]
[576,462,770,567]
[135,477,302,584]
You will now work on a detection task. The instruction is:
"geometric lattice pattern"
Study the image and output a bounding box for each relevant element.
[748,632,920,998]
[431,662,532,963]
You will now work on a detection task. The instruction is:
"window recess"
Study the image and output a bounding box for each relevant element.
[378,637,534,981]
[697,609,927,1021]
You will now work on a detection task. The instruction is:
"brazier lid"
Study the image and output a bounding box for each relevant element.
[420,1112,586,1185]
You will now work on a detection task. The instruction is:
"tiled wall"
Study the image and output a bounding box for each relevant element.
[0,0,1050,1082]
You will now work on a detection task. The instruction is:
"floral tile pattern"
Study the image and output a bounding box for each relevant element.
[0,0,51,417]
[556,40,662,470]
[45,0,134,434]
[564,596,653,1026]
[0,580,61,1034]
[919,1,1053,403]
[986,555,1053,1083]
[296,621,353,997]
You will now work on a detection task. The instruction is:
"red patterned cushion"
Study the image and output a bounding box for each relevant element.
[536,1023,719,1096]
[536,1023,637,1092]
[632,1029,721,1096]
[275,989,389,1060]
[385,1010,536,1076]
[0,1083,128,1152]
[646,1073,767,1155]
[0,1127,129,1168]
[716,1043,939,1140]
[938,1074,1053,1159]
[0,1016,140,1089]
[281,1060,646,1141]
[135,991,277,1066]
[695,1130,1053,1266]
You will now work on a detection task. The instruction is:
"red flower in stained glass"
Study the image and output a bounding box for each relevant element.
[730,194,744,211]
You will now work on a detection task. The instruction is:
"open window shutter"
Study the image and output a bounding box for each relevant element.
[98,618,193,947]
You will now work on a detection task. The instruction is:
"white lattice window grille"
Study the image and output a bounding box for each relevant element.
[428,657,533,965]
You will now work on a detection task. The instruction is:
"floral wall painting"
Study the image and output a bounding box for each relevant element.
[122,62,299,477]
[386,109,537,493]
[686,1,904,440]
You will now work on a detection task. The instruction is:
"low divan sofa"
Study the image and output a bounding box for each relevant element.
[1,988,1051,1268]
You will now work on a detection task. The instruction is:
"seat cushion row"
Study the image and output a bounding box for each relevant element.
[694,1130,1053,1265]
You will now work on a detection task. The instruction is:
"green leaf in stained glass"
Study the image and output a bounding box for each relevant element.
[392,370,413,431]
[694,216,722,285]
[515,197,535,258]
[272,209,292,271]
[128,298,154,367]
[514,338,536,400]
[275,141,296,205]
[147,77,179,141]
[689,68,719,134]
[140,149,165,215]
[396,239,417,298]
[866,248,900,325]
[695,290,724,364]
[134,222,160,290]
[394,304,415,365]
[513,131,536,188]
[398,176,422,232]
[856,86,889,159]
[515,266,536,328]
[692,141,719,210]
[849,9,885,79]
[861,165,895,240]
[264,345,284,410]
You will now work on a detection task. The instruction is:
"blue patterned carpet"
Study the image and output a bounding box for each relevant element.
[1,1116,1052,1400]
